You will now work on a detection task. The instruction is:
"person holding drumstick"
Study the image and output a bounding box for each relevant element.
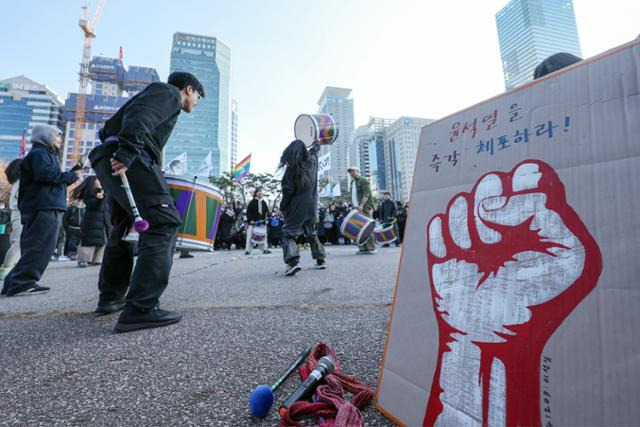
[347,166,377,255]
[88,72,204,333]
[278,139,326,276]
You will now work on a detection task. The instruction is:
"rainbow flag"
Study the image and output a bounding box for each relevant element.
[232,154,251,182]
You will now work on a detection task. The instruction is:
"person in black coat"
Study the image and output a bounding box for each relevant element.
[244,188,271,255]
[217,203,235,250]
[396,201,408,244]
[279,139,326,276]
[377,192,399,247]
[1,125,79,296]
[72,176,110,267]
[63,200,84,259]
[88,71,204,332]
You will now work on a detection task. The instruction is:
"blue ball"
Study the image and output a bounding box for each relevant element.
[249,385,274,418]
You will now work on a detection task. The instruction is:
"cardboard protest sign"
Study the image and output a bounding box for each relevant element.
[376,39,640,426]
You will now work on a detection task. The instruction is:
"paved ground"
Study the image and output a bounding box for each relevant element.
[0,245,401,426]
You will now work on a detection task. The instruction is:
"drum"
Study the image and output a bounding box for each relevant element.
[374,221,398,245]
[294,114,338,146]
[251,225,267,244]
[165,175,224,251]
[340,209,375,245]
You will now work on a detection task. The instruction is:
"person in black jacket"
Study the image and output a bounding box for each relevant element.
[1,125,79,296]
[63,199,84,259]
[395,201,407,245]
[216,203,235,251]
[72,176,109,268]
[88,71,203,332]
[244,188,271,255]
[377,192,399,247]
[279,140,326,276]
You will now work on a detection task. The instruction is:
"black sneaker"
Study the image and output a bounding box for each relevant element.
[284,264,302,276]
[95,299,126,315]
[263,249,271,254]
[244,251,251,255]
[314,260,327,270]
[7,284,50,297]
[113,305,183,333]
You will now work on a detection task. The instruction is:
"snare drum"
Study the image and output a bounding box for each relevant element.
[251,225,267,244]
[374,221,398,245]
[165,175,224,251]
[340,209,375,245]
[294,114,338,146]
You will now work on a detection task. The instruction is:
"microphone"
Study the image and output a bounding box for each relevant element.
[279,356,335,416]
[248,346,311,418]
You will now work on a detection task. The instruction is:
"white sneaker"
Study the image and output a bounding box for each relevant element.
[57,255,71,262]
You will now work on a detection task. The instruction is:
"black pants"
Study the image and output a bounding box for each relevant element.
[282,220,326,266]
[93,154,181,310]
[325,225,339,244]
[2,210,61,295]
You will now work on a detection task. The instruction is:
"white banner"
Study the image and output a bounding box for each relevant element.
[331,183,341,197]
[164,152,188,175]
[196,151,212,177]
[317,152,331,175]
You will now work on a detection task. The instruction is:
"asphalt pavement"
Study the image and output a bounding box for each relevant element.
[0,245,401,426]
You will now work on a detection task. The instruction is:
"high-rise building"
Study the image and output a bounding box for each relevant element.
[367,117,394,195]
[62,56,159,169]
[166,32,231,177]
[384,116,433,202]
[317,87,354,188]
[0,76,65,162]
[496,0,582,90]
[353,125,370,179]
[230,99,238,170]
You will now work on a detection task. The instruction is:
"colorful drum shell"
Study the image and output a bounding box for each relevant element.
[165,175,224,251]
[340,209,375,245]
[294,114,338,146]
[251,226,267,243]
[374,222,398,244]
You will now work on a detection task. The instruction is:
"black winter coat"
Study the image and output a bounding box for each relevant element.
[280,142,320,236]
[378,200,397,223]
[19,144,77,214]
[218,208,235,240]
[80,195,110,246]
[93,82,182,168]
[246,199,269,223]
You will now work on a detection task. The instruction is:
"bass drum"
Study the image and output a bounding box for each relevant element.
[165,175,224,251]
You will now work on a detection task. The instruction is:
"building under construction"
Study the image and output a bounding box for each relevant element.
[62,56,159,169]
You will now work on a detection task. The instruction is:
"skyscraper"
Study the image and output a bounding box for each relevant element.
[384,116,433,202]
[0,76,65,162]
[368,117,393,195]
[230,99,238,169]
[166,32,231,177]
[317,87,354,188]
[496,0,582,90]
[62,56,159,169]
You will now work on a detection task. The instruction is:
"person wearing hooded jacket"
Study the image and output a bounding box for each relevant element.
[1,125,79,296]
[279,139,326,276]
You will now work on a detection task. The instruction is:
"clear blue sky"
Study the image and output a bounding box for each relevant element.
[2,0,638,172]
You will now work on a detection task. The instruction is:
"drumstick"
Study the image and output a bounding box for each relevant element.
[119,173,150,232]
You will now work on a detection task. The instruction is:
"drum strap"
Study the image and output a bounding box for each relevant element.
[279,342,373,427]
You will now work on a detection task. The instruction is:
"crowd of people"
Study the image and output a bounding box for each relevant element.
[0,71,409,334]
[211,195,408,252]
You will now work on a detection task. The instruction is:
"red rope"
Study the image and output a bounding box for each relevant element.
[280,342,374,427]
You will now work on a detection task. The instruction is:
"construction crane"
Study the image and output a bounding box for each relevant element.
[71,0,105,165]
